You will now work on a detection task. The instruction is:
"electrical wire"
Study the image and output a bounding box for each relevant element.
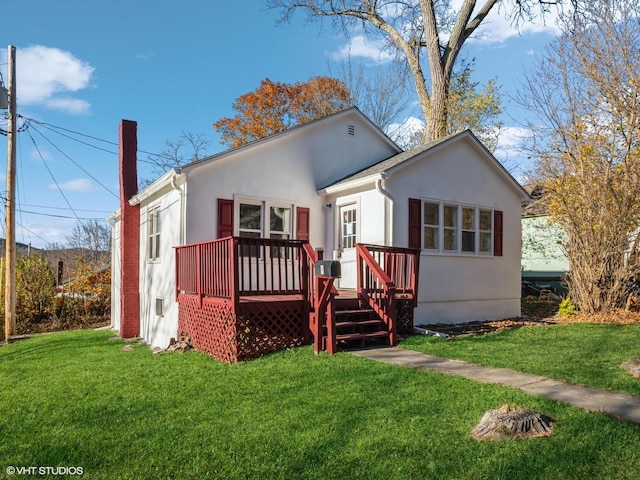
[25,128,82,224]
[29,122,119,199]
[0,200,112,214]
[21,116,168,165]
[17,208,108,221]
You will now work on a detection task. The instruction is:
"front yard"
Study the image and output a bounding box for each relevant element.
[1,328,640,479]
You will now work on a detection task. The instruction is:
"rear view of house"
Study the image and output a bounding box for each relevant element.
[110,108,529,362]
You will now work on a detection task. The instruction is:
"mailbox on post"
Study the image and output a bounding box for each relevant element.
[315,260,341,278]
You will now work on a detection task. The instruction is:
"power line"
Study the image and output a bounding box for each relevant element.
[25,128,82,224]
[23,116,120,155]
[2,200,112,214]
[0,197,107,248]
[29,122,119,199]
[21,115,166,165]
[17,209,108,221]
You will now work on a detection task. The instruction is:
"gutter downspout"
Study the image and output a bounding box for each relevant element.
[171,168,185,245]
[376,174,394,246]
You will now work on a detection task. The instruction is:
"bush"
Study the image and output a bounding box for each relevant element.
[557,297,578,317]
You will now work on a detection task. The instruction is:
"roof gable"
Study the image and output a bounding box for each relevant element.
[320,129,530,201]
[181,107,401,173]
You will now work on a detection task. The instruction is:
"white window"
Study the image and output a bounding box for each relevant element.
[269,206,291,241]
[237,200,293,238]
[238,202,262,239]
[443,205,458,252]
[479,209,493,253]
[422,200,493,255]
[147,206,161,261]
[237,199,293,257]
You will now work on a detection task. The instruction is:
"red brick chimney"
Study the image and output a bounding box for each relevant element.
[119,120,140,338]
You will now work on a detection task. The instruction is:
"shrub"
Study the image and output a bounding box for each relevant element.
[557,297,578,317]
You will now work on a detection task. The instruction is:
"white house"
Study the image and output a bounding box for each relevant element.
[110,107,530,355]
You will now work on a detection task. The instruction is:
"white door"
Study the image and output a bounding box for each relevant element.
[337,203,358,289]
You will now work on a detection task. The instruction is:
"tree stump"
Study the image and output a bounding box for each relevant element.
[471,404,554,440]
[620,357,640,379]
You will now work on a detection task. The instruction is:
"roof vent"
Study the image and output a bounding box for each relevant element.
[347,124,355,136]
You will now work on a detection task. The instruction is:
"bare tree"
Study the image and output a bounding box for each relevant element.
[65,219,111,265]
[517,0,640,313]
[267,0,574,142]
[143,131,213,186]
[332,53,412,137]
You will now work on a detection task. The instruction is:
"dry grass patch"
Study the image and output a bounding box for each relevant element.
[554,309,640,325]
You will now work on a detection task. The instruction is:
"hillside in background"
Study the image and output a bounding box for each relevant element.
[0,239,109,285]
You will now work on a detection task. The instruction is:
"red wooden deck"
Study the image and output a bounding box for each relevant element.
[175,237,420,363]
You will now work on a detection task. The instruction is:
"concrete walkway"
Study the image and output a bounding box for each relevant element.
[350,346,640,425]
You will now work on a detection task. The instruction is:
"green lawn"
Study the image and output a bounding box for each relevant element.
[402,323,640,396]
[1,329,640,479]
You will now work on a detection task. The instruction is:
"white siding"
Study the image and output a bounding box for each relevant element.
[137,185,183,349]
[184,111,398,251]
[387,138,523,324]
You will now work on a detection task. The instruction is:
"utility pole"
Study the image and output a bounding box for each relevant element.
[4,45,16,343]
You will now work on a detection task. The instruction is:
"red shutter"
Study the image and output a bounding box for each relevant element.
[296,207,310,241]
[217,199,234,238]
[494,210,503,257]
[408,198,422,249]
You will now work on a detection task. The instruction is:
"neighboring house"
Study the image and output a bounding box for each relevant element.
[521,186,569,294]
[110,107,529,359]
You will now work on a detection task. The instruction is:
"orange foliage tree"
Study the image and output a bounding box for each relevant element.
[213,77,351,148]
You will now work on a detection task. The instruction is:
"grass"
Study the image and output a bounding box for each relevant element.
[402,322,640,396]
[1,330,640,479]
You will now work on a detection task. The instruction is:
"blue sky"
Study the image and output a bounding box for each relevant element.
[1,0,559,248]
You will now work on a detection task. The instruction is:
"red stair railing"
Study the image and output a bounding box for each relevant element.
[355,243,421,344]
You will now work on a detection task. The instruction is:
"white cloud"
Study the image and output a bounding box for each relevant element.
[30,147,52,161]
[136,52,153,61]
[327,35,394,63]
[50,178,95,193]
[16,45,94,114]
[452,0,561,45]
[386,116,425,148]
[493,126,535,179]
[44,97,91,115]
[328,4,562,61]
[494,126,531,157]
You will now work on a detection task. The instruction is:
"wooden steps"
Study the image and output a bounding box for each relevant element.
[330,295,390,349]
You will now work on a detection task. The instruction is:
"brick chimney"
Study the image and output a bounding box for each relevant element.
[119,120,140,338]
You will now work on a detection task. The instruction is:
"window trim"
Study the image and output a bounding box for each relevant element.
[420,199,494,256]
[147,205,161,262]
[234,196,294,240]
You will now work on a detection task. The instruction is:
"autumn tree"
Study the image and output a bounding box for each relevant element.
[518,0,640,313]
[267,0,575,143]
[213,76,351,148]
[65,258,111,317]
[15,254,56,324]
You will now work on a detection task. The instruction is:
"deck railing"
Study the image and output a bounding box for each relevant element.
[176,237,316,304]
[355,243,421,345]
[359,244,421,305]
